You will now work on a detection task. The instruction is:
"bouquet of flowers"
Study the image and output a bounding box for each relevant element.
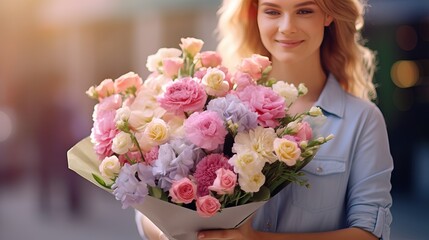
[68,37,333,240]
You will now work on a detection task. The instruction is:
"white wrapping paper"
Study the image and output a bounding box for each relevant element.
[67,137,266,240]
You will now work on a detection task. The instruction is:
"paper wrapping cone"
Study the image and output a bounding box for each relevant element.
[67,137,266,240]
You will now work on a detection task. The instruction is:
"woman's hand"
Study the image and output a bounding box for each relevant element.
[197,217,257,240]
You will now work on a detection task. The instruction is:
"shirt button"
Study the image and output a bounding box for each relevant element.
[265,221,271,230]
[316,167,323,173]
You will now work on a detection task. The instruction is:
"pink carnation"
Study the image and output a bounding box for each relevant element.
[235,85,286,128]
[184,111,227,151]
[91,95,122,160]
[143,146,159,166]
[158,77,207,115]
[193,154,232,196]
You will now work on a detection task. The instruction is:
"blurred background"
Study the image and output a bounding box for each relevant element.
[0,0,428,239]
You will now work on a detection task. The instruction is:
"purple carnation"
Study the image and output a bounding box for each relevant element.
[193,153,232,196]
[112,163,154,209]
[207,94,258,132]
[152,139,206,191]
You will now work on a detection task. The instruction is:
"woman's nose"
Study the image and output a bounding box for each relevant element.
[279,15,298,34]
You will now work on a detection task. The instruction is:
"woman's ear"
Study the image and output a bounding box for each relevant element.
[324,15,334,26]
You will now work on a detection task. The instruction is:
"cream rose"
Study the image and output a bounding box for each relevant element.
[273,138,301,166]
[99,156,121,179]
[112,131,133,155]
[202,68,229,97]
[144,118,169,146]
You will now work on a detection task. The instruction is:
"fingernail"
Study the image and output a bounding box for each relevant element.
[198,233,205,239]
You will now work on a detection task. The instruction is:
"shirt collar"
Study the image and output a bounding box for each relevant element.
[314,74,345,118]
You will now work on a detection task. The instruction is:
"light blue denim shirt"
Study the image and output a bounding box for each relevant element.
[252,74,393,239]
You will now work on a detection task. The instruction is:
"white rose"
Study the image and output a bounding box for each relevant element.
[272,81,298,106]
[309,106,323,117]
[232,126,277,163]
[112,131,133,155]
[286,121,300,134]
[238,172,265,193]
[228,152,265,176]
[146,48,182,73]
[99,156,121,179]
[298,83,308,95]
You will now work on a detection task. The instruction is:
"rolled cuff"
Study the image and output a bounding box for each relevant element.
[348,206,392,240]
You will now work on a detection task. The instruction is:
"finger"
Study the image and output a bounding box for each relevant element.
[198,229,241,239]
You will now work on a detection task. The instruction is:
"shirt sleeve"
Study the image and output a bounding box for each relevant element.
[346,104,393,240]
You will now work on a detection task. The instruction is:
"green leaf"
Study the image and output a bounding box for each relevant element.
[92,173,112,190]
[148,186,164,199]
[251,186,271,202]
[238,192,252,205]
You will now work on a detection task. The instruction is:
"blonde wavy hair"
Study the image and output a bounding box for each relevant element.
[216,0,377,101]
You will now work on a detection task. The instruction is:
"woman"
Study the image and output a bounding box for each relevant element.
[137,0,393,239]
[198,0,393,239]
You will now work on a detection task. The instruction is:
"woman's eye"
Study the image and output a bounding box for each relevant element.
[264,9,281,16]
[297,9,314,15]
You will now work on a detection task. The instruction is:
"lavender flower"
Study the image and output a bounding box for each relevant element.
[152,138,206,191]
[207,94,258,132]
[112,163,155,209]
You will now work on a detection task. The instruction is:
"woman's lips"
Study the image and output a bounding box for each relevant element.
[275,40,304,48]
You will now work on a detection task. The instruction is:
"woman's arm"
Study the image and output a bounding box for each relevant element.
[135,210,168,240]
[198,219,378,240]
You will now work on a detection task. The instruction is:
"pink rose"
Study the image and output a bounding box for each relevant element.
[294,122,313,142]
[169,178,197,204]
[208,168,237,195]
[197,51,222,68]
[158,77,207,115]
[237,54,271,80]
[196,195,221,217]
[114,72,143,94]
[184,111,228,151]
[250,54,271,72]
[235,85,286,128]
[162,57,184,78]
[232,72,256,91]
[238,58,261,80]
[95,79,115,99]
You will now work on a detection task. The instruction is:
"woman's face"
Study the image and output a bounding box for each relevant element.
[257,0,332,64]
